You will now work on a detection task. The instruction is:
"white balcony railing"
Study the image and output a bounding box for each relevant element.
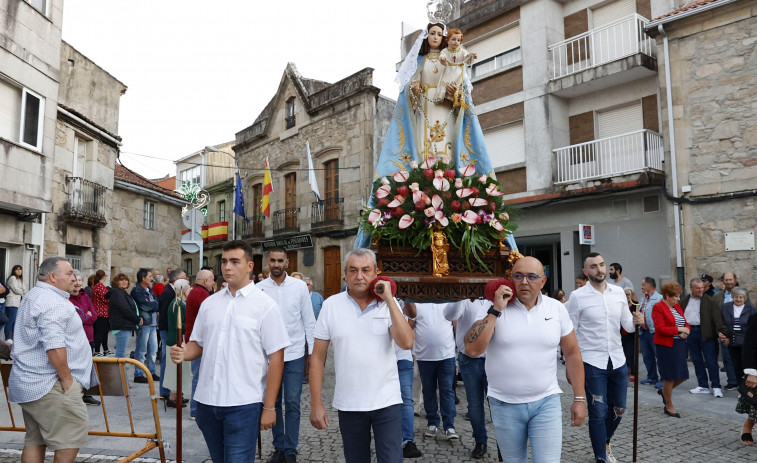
[555,129,663,184]
[549,14,656,80]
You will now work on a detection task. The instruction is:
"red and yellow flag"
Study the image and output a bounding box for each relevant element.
[262,157,273,218]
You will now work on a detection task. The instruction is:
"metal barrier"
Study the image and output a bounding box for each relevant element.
[1,357,166,463]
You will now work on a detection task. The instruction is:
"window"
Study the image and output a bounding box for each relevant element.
[219,200,226,222]
[252,183,262,220]
[285,97,296,129]
[184,259,193,275]
[27,0,48,15]
[180,166,201,186]
[284,173,297,229]
[73,136,87,178]
[0,79,45,151]
[143,201,155,230]
[484,121,525,169]
[643,194,660,213]
[324,159,340,221]
[469,25,522,78]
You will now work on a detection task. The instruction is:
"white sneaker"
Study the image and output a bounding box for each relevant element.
[689,386,710,394]
[713,388,723,398]
[605,443,618,463]
[424,425,438,437]
[443,428,459,440]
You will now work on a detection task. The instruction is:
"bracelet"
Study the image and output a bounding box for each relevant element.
[263,407,275,411]
[573,396,586,402]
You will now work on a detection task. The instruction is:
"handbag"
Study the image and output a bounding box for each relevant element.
[738,376,757,407]
[732,331,747,347]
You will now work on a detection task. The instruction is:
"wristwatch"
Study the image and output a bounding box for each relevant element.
[487,305,502,318]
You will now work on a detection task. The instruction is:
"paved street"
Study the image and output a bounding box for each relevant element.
[2,334,756,462]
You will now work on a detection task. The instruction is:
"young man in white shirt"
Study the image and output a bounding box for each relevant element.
[566,253,643,463]
[406,302,458,441]
[309,248,414,463]
[170,240,290,462]
[257,247,315,463]
[466,256,586,463]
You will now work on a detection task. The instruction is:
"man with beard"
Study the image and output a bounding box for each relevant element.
[258,248,315,463]
[608,263,634,292]
[566,253,643,463]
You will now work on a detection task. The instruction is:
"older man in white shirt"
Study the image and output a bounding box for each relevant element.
[257,247,315,463]
[171,241,290,462]
[566,252,643,463]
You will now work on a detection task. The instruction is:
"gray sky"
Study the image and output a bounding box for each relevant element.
[61,0,428,180]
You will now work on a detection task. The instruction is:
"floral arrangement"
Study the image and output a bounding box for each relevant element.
[359,156,518,271]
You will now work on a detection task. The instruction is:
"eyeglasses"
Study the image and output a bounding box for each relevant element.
[512,273,545,283]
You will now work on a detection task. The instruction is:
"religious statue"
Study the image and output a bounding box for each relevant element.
[432,229,451,277]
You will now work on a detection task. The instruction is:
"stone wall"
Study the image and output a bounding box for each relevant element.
[660,2,757,293]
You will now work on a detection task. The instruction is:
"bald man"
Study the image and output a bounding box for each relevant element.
[185,269,214,419]
[465,257,586,463]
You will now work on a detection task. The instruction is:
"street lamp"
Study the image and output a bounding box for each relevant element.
[204,145,239,240]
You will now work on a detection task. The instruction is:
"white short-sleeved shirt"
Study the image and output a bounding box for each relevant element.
[479,294,573,404]
[413,303,455,361]
[190,282,291,407]
[393,300,413,362]
[257,274,316,362]
[565,283,634,370]
[445,299,490,358]
[314,291,402,411]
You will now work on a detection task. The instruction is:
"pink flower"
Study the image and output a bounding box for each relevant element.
[421,157,437,169]
[423,169,434,179]
[478,174,489,184]
[486,184,505,196]
[380,177,390,186]
[397,185,409,196]
[456,188,475,198]
[394,170,409,183]
[413,190,424,204]
[409,161,419,169]
[459,164,476,177]
[387,195,405,208]
[469,198,488,207]
[432,170,450,191]
[424,207,436,218]
[450,200,461,210]
[454,178,463,189]
[451,213,462,223]
[375,185,391,198]
[462,210,478,224]
[399,214,414,229]
[499,212,510,221]
[444,169,456,179]
[424,195,432,205]
[490,220,505,232]
[368,209,383,226]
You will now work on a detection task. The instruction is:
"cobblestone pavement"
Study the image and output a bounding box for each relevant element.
[2,347,757,462]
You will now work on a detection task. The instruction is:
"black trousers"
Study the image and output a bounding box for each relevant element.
[93,317,110,352]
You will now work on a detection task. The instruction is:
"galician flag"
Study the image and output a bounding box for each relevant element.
[262,157,273,218]
[306,141,321,201]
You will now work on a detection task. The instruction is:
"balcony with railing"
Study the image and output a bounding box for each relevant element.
[548,14,656,97]
[240,218,264,239]
[554,129,664,185]
[273,208,300,234]
[64,177,107,228]
[311,197,344,233]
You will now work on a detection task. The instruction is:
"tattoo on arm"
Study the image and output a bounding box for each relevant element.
[465,318,489,344]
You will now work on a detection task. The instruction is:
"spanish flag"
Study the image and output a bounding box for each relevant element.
[262,157,273,218]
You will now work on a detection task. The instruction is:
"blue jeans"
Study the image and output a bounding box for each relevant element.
[489,394,562,463]
[272,355,305,455]
[639,330,659,381]
[687,326,721,388]
[458,353,488,443]
[417,357,456,430]
[158,330,170,397]
[191,357,202,418]
[397,359,414,443]
[721,339,738,385]
[4,306,18,340]
[134,325,158,378]
[338,404,402,463]
[584,360,628,461]
[196,401,261,462]
[114,330,132,358]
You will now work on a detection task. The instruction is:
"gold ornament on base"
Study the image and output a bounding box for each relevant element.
[432,229,451,277]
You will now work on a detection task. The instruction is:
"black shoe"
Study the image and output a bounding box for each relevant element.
[284,454,297,463]
[721,366,727,372]
[664,409,681,418]
[182,397,189,404]
[657,388,666,405]
[152,373,160,381]
[267,449,285,463]
[83,395,101,406]
[134,376,148,384]
[166,398,187,408]
[129,350,135,359]
[724,383,739,391]
[454,393,460,405]
[472,442,487,459]
[402,441,422,458]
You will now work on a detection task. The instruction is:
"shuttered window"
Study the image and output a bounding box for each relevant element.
[467,25,521,62]
[485,121,525,169]
[0,79,21,142]
[597,102,643,139]
[591,0,636,27]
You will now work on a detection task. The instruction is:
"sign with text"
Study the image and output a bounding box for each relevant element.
[579,224,595,245]
[724,231,754,251]
[261,234,314,251]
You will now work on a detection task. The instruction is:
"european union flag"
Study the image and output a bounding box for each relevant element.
[233,172,249,222]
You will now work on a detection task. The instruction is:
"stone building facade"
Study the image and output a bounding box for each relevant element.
[47,41,127,276]
[112,165,185,280]
[647,0,757,294]
[233,63,393,297]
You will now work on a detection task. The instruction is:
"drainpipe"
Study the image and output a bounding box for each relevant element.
[658,24,684,287]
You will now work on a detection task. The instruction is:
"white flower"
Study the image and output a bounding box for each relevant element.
[409,161,419,169]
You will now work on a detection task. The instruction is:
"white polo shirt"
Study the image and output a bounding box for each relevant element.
[565,282,634,370]
[479,294,573,404]
[257,274,316,362]
[444,299,490,359]
[314,291,402,412]
[413,303,455,361]
[190,282,291,407]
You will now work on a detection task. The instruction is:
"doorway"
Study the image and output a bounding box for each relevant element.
[518,235,562,296]
[287,250,298,274]
[323,246,341,298]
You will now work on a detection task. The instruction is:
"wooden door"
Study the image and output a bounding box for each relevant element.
[323,159,339,221]
[287,250,298,274]
[323,246,342,298]
[285,173,297,228]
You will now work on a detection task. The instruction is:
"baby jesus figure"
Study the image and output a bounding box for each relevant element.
[437,28,476,108]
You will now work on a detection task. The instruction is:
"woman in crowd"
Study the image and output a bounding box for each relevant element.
[738,305,757,445]
[69,270,100,406]
[4,264,26,340]
[622,289,639,381]
[721,288,756,444]
[108,273,142,359]
[162,278,190,408]
[91,270,112,355]
[652,281,690,417]
[551,288,567,303]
